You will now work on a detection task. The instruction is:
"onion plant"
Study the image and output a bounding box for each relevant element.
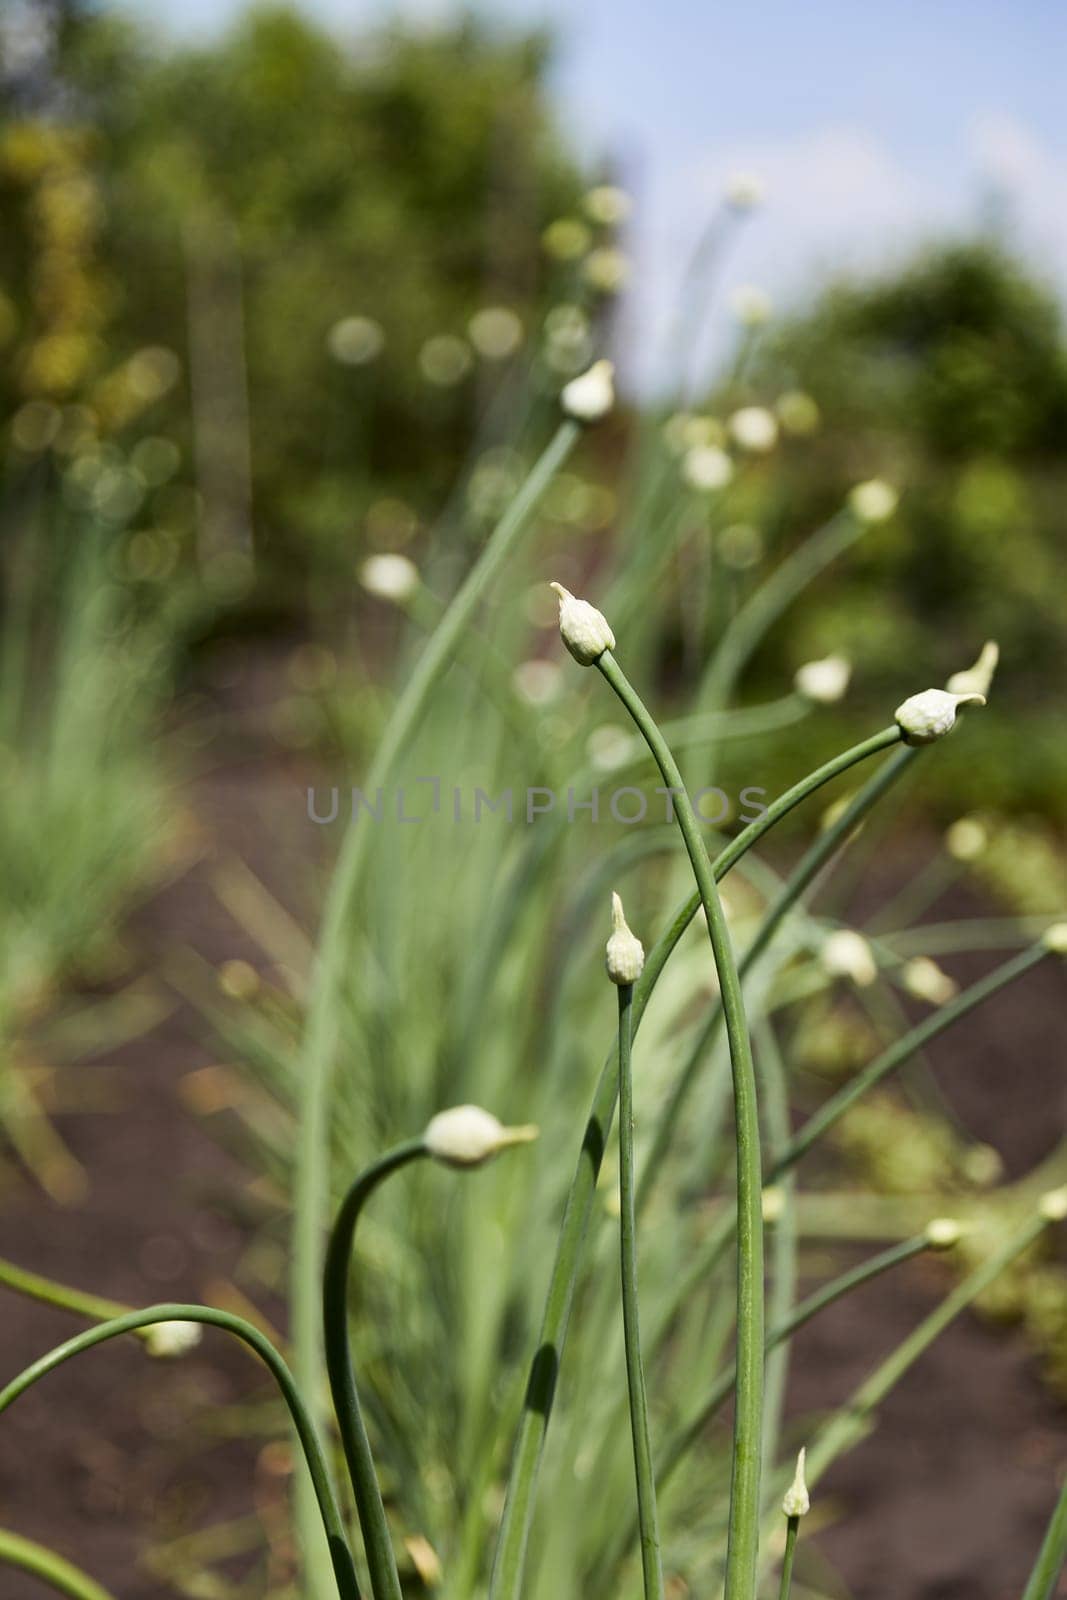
[3,354,1065,1600]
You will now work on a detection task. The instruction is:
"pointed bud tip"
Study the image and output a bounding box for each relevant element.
[782,1447,810,1518]
[606,890,644,985]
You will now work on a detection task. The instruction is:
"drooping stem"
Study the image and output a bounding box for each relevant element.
[595,647,763,1600]
[1022,1474,1067,1600]
[322,1141,427,1600]
[617,982,664,1600]
[291,421,578,1588]
[0,1528,117,1600]
[489,727,902,1600]
[0,1305,360,1600]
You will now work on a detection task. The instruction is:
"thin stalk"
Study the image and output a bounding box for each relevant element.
[291,419,578,1586]
[1022,1476,1067,1600]
[489,726,901,1600]
[323,1140,427,1600]
[757,1021,797,1508]
[617,983,664,1600]
[0,1305,360,1600]
[595,648,763,1600]
[693,508,874,730]
[773,941,1051,1176]
[638,742,914,1213]
[643,942,1051,1369]
[0,1528,116,1600]
[600,1234,931,1585]
[777,1518,799,1600]
[802,1211,1052,1496]
[0,1255,130,1324]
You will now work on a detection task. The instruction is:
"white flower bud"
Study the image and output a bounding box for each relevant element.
[423,1105,538,1169]
[359,553,419,603]
[946,640,999,699]
[683,444,733,492]
[549,582,615,666]
[782,1448,810,1518]
[794,654,851,704]
[925,1217,963,1249]
[894,688,985,746]
[725,171,764,210]
[144,1320,203,1359]
[1043,923,1067,956]
[728,405,778,453]
[561,359,615,423]
[729,284,774,327]
[848,479,898,523]
[821,929,878,988]
[761,1185,786,1224]
[1039,1186,1067,1222]
[606,891,645,985]
[902,956,958,1006]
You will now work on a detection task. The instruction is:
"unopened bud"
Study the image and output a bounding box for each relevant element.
[606,891,645,985]
[1042,923,1067,956]
[423,1106,538,1169]
[550,582,615,666]
[821,929,878,988]
[144,1320,203,1359]
[561,359,615,423]
[925,1217,963,1249]
[895,688,985,746]
[782,1448,810,1518]
[794,654,851,704]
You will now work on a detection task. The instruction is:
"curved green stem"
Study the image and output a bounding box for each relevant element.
[0,1528,117,1600]
[595,648,763,1600]
[0,1305,360,1600]
[323,1141,427,1600]
[489,725,901,1600]
[637,740,913,1213]
[291,420,578,1588]
[617,983,664,1600]
[1023,1475,1067,1600]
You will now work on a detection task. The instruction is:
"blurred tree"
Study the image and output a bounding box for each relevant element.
[738,241,1067,698]
[18,4,583,598]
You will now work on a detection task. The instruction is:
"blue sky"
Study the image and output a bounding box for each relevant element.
[117,0,1067,386]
